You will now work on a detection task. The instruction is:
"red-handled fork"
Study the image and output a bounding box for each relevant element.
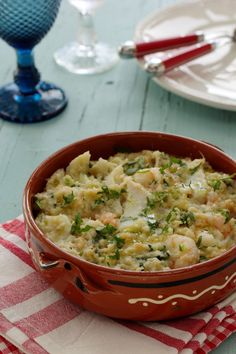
[119,33,205,58]
[144,41,217,76]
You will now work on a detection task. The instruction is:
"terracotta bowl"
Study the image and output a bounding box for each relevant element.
[23,131,236,321]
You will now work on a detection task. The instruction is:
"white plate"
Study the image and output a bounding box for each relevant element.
[135,0,236,111]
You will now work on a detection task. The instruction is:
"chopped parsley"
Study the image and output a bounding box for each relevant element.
[200,255,208,262]
[109,249,120,260]
[219,209,230,224]
[94,198,105,206]
[148,244,154,252]
[170,156,185,166]
[189,162,202,175]
[71,213,92,235]
[113,234,125,248]
[209,173,236,191]
[196,235,202,248]
[162,225,170,234]
[166,207,179,223]
[209,179,221,191]
[63,192,75,206]
[64,176,76,187]
[160,156,185,174]
[179,244,185,252]
[146,191,168,210]
[94,224,117,241]
[34,197,42,210]
[223,173,236,186]
[147,216,159,232]
[180,211,195,227]
[159,163,170,175]
[157,245,170,260]
[94,185,126,206]
[123,157,146,175]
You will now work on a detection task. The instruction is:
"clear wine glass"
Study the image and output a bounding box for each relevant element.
[54,0,119,74]
[0,0,67,123]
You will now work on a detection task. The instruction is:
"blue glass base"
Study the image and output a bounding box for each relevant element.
[0,81,67,123]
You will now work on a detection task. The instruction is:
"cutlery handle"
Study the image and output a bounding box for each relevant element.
[136,33,203,57]
[145,42,215,75]
[119,33,204,58]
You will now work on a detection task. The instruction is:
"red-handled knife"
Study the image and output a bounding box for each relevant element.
[119,33,204,58]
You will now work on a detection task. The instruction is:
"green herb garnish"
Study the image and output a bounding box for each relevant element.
[123,157,146,176]
[94,224,117,241]
[200,255,208,262]
[180,211,195,227]
[170,156,185,166]
[109,249,120,260]
[157,245,170,260]
[34,197,42,210]
[94,186,126,206]
[209,179,221,191]
[209,173,236,191]
[94,198,105,206]
[189,162,202,175]
[147,191,168,209]
[160,156,185,174]
[100,186,120,199]
[64,176,76,187]
[219,209,230,224]
[71,213,92,235]
[159,163,170,175]
[196,235,202,248]
[166,207,179,223]
[63,192,75,206]
[179,244,185,252]
[148,244,154,252]
[162,225,170,234]
[223,173,236,185]
[113,235,125,248]
[147,217,159,232]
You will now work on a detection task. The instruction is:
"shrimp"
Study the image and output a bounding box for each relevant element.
[166,234,200,269]
[222,220,235,238]
[95,212,119,227]
[207,191,219,204]
[222,200,236,215]
[195,213,225,230]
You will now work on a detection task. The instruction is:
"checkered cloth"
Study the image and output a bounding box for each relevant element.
[0,216,236,354]
[0,335,21,353]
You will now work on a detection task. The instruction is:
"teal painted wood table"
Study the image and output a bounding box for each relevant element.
[0,0,235,352]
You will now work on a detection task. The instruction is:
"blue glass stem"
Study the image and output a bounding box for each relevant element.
[14,49,40,96]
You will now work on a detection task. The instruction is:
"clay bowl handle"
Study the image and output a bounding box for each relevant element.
[35,251,103,294]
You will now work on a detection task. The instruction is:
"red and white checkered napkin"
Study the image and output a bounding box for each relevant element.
[0,216,236,354]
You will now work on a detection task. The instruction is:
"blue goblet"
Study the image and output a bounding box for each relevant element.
[0,0,67,123]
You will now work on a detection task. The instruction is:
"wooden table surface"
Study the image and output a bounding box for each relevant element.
[0,0,235,352]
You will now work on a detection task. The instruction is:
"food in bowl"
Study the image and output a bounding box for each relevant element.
[34,149,236,272]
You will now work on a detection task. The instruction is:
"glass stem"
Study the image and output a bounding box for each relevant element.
[14,49,41,95]
[77,12,97,56]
